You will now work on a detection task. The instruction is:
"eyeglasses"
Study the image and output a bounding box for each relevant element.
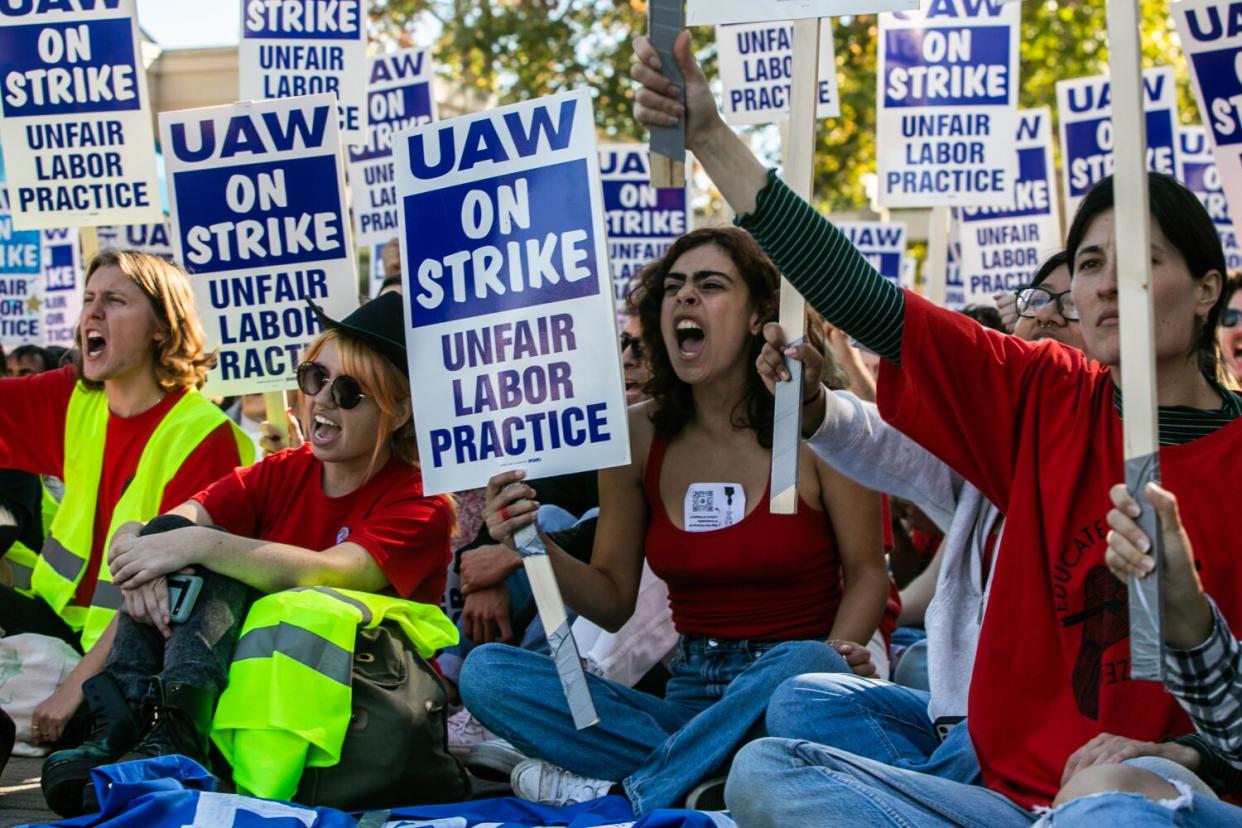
[620,332,644,358]
[296,361,371,410]
[1224,308,1241,329]
[1016,287,1080,321]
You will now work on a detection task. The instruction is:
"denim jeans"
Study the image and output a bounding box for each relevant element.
[439,505,590,685]
[459,636,849,816]
[891,637,929,691]
[1031,756,1238,826]
[728,672,1031,825]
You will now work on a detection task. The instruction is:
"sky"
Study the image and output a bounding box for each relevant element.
[136,0,241,49]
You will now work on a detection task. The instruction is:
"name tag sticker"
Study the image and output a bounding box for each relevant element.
[684,483,746,532]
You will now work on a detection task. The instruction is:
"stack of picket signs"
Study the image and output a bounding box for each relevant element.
[4,0,1242,826]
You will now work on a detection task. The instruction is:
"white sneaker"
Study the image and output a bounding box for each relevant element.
[510,758,613,805]
[446,708,494,758]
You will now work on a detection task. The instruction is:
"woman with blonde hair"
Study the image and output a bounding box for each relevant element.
[41,291,455,816]
[0,251,252,755]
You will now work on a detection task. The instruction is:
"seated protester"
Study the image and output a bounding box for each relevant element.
[0,468,48,591]
[0,252,252,750]
[632,33,1241,825]
[1222,271,1241,387]
[763,253,1083,725]
[458,225,889,816]
[1037,482,1242,825]
[40,293,454,816]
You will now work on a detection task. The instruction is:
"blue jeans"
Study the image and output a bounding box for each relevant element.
[891,637,929,691]
[1034,756,1239,826]
[728,672,1031,825]
[459,637,848,816]
[440,505,591,684]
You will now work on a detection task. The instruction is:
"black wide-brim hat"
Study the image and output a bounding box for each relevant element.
[307,292,407,371]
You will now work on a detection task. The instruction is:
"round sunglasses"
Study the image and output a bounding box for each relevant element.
[296,361,371,410]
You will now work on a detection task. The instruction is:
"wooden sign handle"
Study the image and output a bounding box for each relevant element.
[925,206,951,307]
[770,18,821,516]
[1106,0,1164,681]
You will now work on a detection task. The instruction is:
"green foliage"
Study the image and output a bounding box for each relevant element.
[371,1,1194,212]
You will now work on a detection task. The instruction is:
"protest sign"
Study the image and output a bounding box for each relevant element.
[0,188,42,348]
[349,48,437,249]
[0,0,162,230]
[958,107,1062,305]
[599,143,688,315]
[369,242,387,297]
[689,0,918,25]
[901,255,916,289]
[1173,0,1242,241]
[875,0,1020,208]
[1056,66,1178,219]
[835,220,908,286]
[717,19,839,125]
[97,221,175,259]
[1177,126,1242,270]
[160,94,358,396]
[41,226,81,348]
[239,0,369,145]
[392,89,630,496]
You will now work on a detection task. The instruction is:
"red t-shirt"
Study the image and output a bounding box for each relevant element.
[878,292,1242,809]
[193,445,451,604]
[0,366,246,605]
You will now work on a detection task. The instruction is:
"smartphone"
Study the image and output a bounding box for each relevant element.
[166,574,204,624]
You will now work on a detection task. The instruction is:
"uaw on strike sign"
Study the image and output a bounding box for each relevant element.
[393,90,630,495]
[1178,126,1242,270]
[876,0,1020,208]
[0,0,161,229]
[161,94,358,396]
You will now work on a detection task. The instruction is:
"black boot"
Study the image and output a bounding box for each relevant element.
[79,679,215,815]
[41,674,141,817]
[117,679,214,766]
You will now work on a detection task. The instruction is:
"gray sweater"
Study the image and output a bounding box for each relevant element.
[808,390,1002,725]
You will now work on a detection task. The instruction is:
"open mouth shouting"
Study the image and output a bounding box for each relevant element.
[83,328,107,361]
[311,412,342,447]
[674,318,705,359]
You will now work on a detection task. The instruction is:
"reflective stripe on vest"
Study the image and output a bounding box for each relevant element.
[7,483,61,597]
[212,588,458,801]
[31,384,255,651]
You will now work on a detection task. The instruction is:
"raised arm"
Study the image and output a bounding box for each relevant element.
[633,32,905,361]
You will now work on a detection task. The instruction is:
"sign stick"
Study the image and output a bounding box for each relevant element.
[80,227,99,268]
[1106,0,1165,680]
[264,391,290,446]
[647,0,686,189]
[925,206,950,306]
[509,488,599,729]
[770,18,820,515]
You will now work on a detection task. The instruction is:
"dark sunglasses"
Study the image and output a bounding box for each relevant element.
[296,361,370,410]
[620,332,644,358]
[1224,308,1241,329]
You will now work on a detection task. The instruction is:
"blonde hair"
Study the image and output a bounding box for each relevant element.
[302,329,418,474]
[76,251,214,391]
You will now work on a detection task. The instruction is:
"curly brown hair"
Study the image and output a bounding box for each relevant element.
[635,226,826,448]
[75,251,215,391]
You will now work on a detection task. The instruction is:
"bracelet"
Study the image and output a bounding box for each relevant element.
[802,384,825,407]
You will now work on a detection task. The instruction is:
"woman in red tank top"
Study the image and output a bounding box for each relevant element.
[458,227,890,816]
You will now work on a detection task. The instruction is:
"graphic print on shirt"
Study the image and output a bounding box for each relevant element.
[1061,565,1128,719]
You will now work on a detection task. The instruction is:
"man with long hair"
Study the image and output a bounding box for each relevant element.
[0,251,252,753]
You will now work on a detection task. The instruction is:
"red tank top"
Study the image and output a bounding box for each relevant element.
[643,433,843,641]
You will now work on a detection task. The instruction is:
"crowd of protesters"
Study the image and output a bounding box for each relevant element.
[0,27,1237,828]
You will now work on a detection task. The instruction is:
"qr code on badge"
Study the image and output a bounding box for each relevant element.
[692,490,714,512]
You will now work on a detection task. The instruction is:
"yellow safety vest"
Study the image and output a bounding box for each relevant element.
[31,384,254,651]
[6,483,58,596]
[212,587,459,801]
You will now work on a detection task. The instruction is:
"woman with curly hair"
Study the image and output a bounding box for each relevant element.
[457,226,890,815]
[0,251,252,753]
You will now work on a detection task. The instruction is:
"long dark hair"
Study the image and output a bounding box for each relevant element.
[1065,173,1229,385]
[636,226,787,447]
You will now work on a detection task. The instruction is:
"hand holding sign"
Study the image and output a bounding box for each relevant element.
[755,321,827,440]
[632,33,723,157]
[1105,482,1214,651]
